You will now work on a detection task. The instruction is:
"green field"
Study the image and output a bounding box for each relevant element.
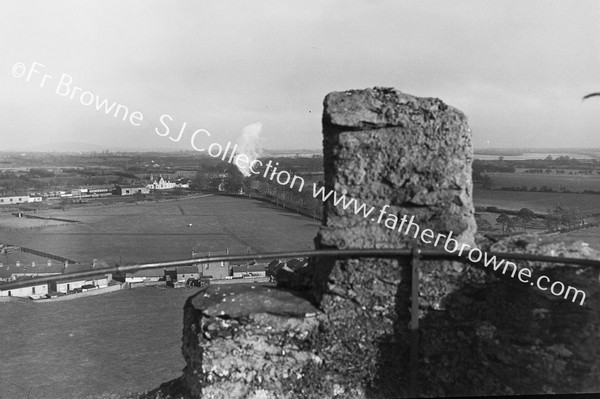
[474,189,600,215]
[0,286,202,399]
[0,195,320,398]
[0,195,321,266]
[555,225,600,250]
[486,172,600,192]
[4,189,599,398]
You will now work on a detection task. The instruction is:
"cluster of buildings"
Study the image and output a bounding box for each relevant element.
[0,194,43,205]
[0,174,193,205]
[0,254,277,299]
[0,242,309,299]
[0,260,111,299]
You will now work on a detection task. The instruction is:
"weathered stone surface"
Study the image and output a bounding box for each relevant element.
[417,234,600,396]
[317,87,476,251]
[143,88,600,398]
[303,87,479,397]
[180,285,324,399]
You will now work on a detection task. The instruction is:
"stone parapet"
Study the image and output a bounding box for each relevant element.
[143,88,599,398]
[307,88,479,396]
[180,284,323,399]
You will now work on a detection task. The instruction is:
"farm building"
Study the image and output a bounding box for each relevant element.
[0,276,48,298]
[49,275,109,293]
[114,185,150,196]
[115,268,165,283]
[0,195,33,205]
[165,266,200,282]
[192,250,231,279]
[231,262,268,278]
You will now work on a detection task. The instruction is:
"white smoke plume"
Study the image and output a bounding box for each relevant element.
[235,122,263,177]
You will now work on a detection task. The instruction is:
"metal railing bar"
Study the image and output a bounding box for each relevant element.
[409,248,421,398]
[1,248,599,290]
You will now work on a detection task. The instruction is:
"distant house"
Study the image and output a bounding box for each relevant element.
[147,175,177,190]
[165,266,200,282]
[0,276,48,298]
[192,250,231,279]
[0,195,31,205]
[48,275,109,293]
[49,277,86,293]
[114,185,150,196]
[115,268,165,283]
[175,179,191,189]
[70,186,111,198]
[231,262,268,278]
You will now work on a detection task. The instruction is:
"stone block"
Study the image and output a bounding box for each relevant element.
[180,285,323,399]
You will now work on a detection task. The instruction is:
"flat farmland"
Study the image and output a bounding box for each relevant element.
[0,195,321,266]
[473,189,600,215]
[0,286,205,399]
[552,225,600,250]
[486,172,600,192]
[0,215,71,230]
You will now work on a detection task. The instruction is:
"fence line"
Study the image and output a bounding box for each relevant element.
[19,246,78,265]
[1,248,599,290]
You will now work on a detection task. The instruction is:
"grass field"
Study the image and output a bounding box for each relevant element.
[486,172,600,192]
[0,195,320,398]
[0,215,72,230]
[554,226,600,250]
[0,286,202,399]
[0,195,321,266]
[473,189,600,215]
[4,190,599,398]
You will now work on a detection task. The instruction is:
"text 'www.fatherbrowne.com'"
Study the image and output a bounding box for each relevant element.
[311,184,587,306]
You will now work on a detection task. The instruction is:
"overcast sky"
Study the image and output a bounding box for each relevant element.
[1,0,599,152]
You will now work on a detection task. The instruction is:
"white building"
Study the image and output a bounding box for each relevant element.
[0,195,31,205]
[231,263,268,278]
[49,275,110,293]
[0,277,48,298]
[123,269,165,283]
[147,175,177,190]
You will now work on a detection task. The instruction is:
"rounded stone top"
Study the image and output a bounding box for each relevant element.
[322,87,466,131]
[189,284,320,319]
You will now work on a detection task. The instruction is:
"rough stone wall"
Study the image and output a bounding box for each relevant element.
[316,87,476,250]
[416,235,600,396]
[305,87,480,397]
[145,87,599,398]
[178,285,324,399]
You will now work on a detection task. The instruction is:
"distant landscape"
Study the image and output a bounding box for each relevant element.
[0,195,320,267]
[0,194,320,399]
[0,286,202,399]
[3,148,600,398]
